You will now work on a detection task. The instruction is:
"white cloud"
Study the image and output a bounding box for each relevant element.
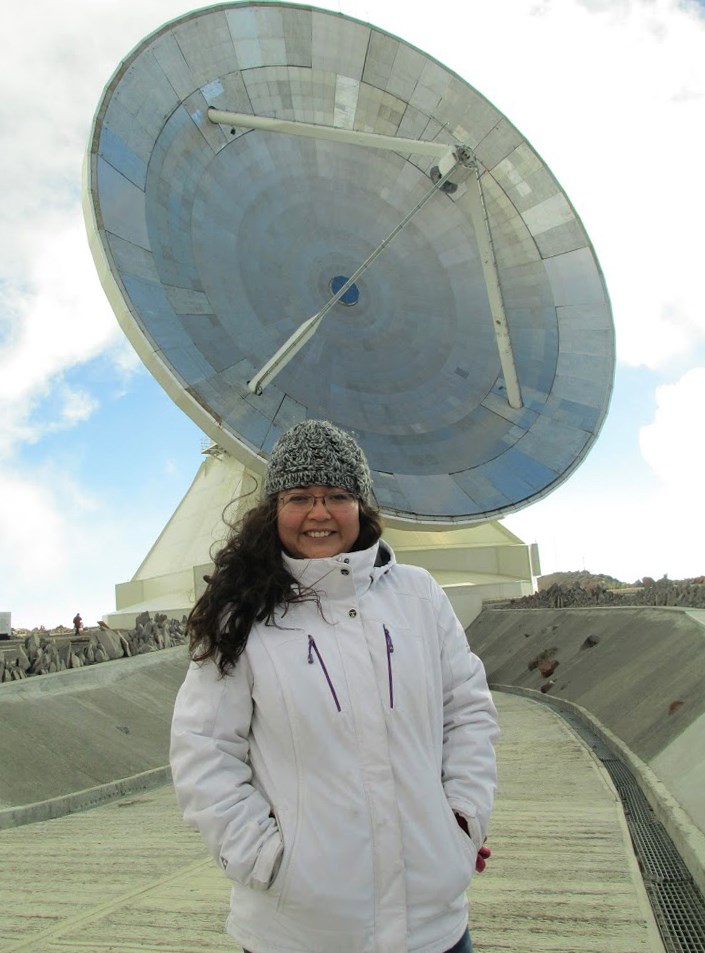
[0,474,69,580]
[0,0,180,457]
[506,479,704,583]
[55,387,100,428]
[507,364,705,582]
[639,367,705,489]
[0,463,190,630]
[0,224,118,396]
[0,221,123,457]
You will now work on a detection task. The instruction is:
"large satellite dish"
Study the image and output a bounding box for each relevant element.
[84,1,614,527]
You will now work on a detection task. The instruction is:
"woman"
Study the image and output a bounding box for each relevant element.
[170,419,499,953]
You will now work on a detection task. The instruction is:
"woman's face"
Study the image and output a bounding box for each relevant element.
[276,485,361,559]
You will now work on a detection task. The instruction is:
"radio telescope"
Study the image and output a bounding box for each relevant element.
[83,2,614,622]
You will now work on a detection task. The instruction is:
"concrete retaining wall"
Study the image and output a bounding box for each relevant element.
[468,606,705,839]
[0,646,190,809]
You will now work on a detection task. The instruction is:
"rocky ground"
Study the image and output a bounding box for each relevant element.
[0,613,187,682]
[519,571,705,609]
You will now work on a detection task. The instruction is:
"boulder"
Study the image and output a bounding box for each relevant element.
[14,647,31,673]
[24,633,41,657]
[91,628,125,661]
[537,658,559,678]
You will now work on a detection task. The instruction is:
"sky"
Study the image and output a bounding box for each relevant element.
[1,0,704,628]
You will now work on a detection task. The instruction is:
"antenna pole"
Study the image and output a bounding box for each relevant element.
[466,166,523,410]
[207,109,450,159]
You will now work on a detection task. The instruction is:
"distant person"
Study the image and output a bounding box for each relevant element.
[170,419,499,953]
[72,613,83,636]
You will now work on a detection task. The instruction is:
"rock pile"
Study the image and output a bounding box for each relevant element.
[0,613,187,682]
[507,576,705,610]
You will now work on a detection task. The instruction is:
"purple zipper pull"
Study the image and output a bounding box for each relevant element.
[383,625,394,709]
[307,635,342,712]
[384,624,394,653]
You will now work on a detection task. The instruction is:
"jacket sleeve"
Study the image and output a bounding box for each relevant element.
[169,655,283,890]
[434,582,500,849]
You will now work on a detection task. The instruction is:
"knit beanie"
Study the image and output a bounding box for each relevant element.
[264,420,373,501]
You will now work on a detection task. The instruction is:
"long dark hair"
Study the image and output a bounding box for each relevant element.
[187,494,383,676]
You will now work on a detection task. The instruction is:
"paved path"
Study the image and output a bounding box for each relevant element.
[0,693,664,953]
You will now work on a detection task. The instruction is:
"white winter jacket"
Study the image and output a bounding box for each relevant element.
[170,540,499,953]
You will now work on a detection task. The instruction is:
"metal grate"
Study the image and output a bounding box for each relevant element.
[630,824,691,883]
[648,882,705,953]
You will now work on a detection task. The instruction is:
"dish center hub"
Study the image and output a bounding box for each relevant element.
[330,275,360,306]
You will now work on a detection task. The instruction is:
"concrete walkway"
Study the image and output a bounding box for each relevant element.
[0,693,664,953]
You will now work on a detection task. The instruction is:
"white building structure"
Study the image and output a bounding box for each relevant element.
[105,445,539,630]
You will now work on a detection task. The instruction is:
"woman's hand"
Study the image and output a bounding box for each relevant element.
[475,842,491,873]
[454,812,492,872]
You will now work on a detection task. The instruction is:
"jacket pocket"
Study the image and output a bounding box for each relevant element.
[269,806,298,904]
[449,806,477,865]
[404,783,476,915]
[441,788,477,875]
[249,826,285,892]
[365,620,428,715]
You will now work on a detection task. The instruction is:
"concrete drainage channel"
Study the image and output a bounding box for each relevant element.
[499,688,705,953]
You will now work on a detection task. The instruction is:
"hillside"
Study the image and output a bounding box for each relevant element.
[537,570,627,591]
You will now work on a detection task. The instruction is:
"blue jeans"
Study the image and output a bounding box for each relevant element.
[243,926,472,953]
[447,927,473,953]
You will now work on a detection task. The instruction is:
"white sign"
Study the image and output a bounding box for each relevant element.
[0,612,11,637]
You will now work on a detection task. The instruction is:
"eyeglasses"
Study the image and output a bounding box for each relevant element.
[278,490,358,512]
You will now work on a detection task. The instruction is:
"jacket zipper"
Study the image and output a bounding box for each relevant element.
[307,636,342,712]
[383,624,394,709]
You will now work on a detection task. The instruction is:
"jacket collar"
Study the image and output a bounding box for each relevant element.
[281,539,395,598]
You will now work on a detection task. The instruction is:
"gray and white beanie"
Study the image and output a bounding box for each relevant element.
[264,419,373,502]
